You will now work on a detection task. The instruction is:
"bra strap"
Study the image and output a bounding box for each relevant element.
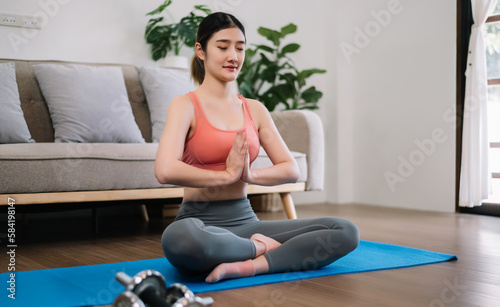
[239,95,256,127]
[186,92,204,122]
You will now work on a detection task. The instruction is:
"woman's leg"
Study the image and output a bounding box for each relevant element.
[227,216,359,274]
[162,217,256,273]
[206,217,359,282]
[161,217,278,275]
[162,208,358,282]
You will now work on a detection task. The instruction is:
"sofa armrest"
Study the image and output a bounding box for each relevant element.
[271,110,324,191]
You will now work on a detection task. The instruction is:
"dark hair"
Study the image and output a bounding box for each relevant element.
[191,12,246,85]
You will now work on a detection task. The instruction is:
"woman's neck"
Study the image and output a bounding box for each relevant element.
[197,75,239,102]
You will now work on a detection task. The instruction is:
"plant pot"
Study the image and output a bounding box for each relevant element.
[164,55,189,69]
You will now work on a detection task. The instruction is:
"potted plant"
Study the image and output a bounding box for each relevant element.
[240,24,326,211]
[144,0,211,68]
[237,23,326,111]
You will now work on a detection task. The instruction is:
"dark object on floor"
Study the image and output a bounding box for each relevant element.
[113,270,214,307]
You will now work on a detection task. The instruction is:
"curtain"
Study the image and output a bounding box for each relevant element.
[459,0,495,207]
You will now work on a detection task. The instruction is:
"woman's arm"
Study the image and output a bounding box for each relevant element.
[154,96,247,188]
[241,100,300,186]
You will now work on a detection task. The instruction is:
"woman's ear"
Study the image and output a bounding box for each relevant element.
[195,42,205,61]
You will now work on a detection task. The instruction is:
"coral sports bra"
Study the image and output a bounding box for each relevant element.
[182,91,260,171]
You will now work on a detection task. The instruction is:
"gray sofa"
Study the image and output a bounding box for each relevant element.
[0,58,324,219]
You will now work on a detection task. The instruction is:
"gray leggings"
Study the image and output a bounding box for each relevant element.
[161,198,359,275]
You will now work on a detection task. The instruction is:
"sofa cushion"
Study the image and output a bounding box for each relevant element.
[32,64,145,143]
[138,66,195,142]
[0,62,35,144]
[0,143,168,193]
[0,144,307,194]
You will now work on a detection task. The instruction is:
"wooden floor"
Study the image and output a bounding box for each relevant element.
[1,203,499,307]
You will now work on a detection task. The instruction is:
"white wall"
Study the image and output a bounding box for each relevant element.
[0,0,330,66]
[1,0,150,65]
[0,0,456,212]
[331,0,456,212]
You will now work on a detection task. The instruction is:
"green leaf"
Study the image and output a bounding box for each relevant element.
[301,86,323,103]
[279,73,297,85]
[145,2,211,60]
[145,26,171,44]
[242,59,258,82]
[262,84,294,110]
[146,0,172,16]
[298,103,319,110]
[145,17,165,37]
[278,56,295,69]
[238,82,253,98]
[255,45,275,54]
[279,43,300,57]
[260,65,278,83]
[259,53,273,65]
[298,68,327,80]
[259,93,278,111]
[274,83,296,100]
[297,68,326,87]
[280,23,297,38]
[245,48,257,58]
[258,27,281,46]
[194,5,212,14]
[176,18,198,47]
[151,39,170,61]
[251,61,265,85]
[234,21,326,111]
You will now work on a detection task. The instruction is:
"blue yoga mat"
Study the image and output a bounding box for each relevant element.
[1,240,456,307]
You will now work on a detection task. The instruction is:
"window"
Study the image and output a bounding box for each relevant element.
[458,0,500,215]
[485,0,500,203]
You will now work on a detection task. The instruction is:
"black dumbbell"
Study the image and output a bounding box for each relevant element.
[113,291,145,307]
[113,270,169,307]
[165,283,214,307]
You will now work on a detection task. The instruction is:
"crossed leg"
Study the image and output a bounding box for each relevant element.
[161,216,359,283]
[205,233,281,283]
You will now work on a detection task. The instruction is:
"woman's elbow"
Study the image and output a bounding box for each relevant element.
[155,164,173,185]
[155,170,168,185]
[288,161,300,182]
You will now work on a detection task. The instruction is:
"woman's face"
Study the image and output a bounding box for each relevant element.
[197,27,246,83]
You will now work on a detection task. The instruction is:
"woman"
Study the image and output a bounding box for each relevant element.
[155,12,359,283]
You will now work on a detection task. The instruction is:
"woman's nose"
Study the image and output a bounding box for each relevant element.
[228,48,238,62]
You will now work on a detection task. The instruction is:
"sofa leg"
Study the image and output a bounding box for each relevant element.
[92,207,99,234]
[279,192,297,219]
[22,213,29,226]
[139,204,149,223]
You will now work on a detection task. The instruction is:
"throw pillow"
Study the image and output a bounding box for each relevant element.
[32,64,145,143]
[0,62,35,144]
[138,66,195,142]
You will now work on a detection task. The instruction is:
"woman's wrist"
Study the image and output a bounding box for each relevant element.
[242,169,259,185]
[222,169,241,185]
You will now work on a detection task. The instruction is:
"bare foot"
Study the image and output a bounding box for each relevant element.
[205,259,255,283]
[251,233,281,257]
[205,256,270,283]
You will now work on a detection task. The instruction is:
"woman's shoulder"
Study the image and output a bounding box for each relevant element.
[242,97,269,115]
[165,94,196,121]
[241,97,272,128]
[169,94,194,110]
